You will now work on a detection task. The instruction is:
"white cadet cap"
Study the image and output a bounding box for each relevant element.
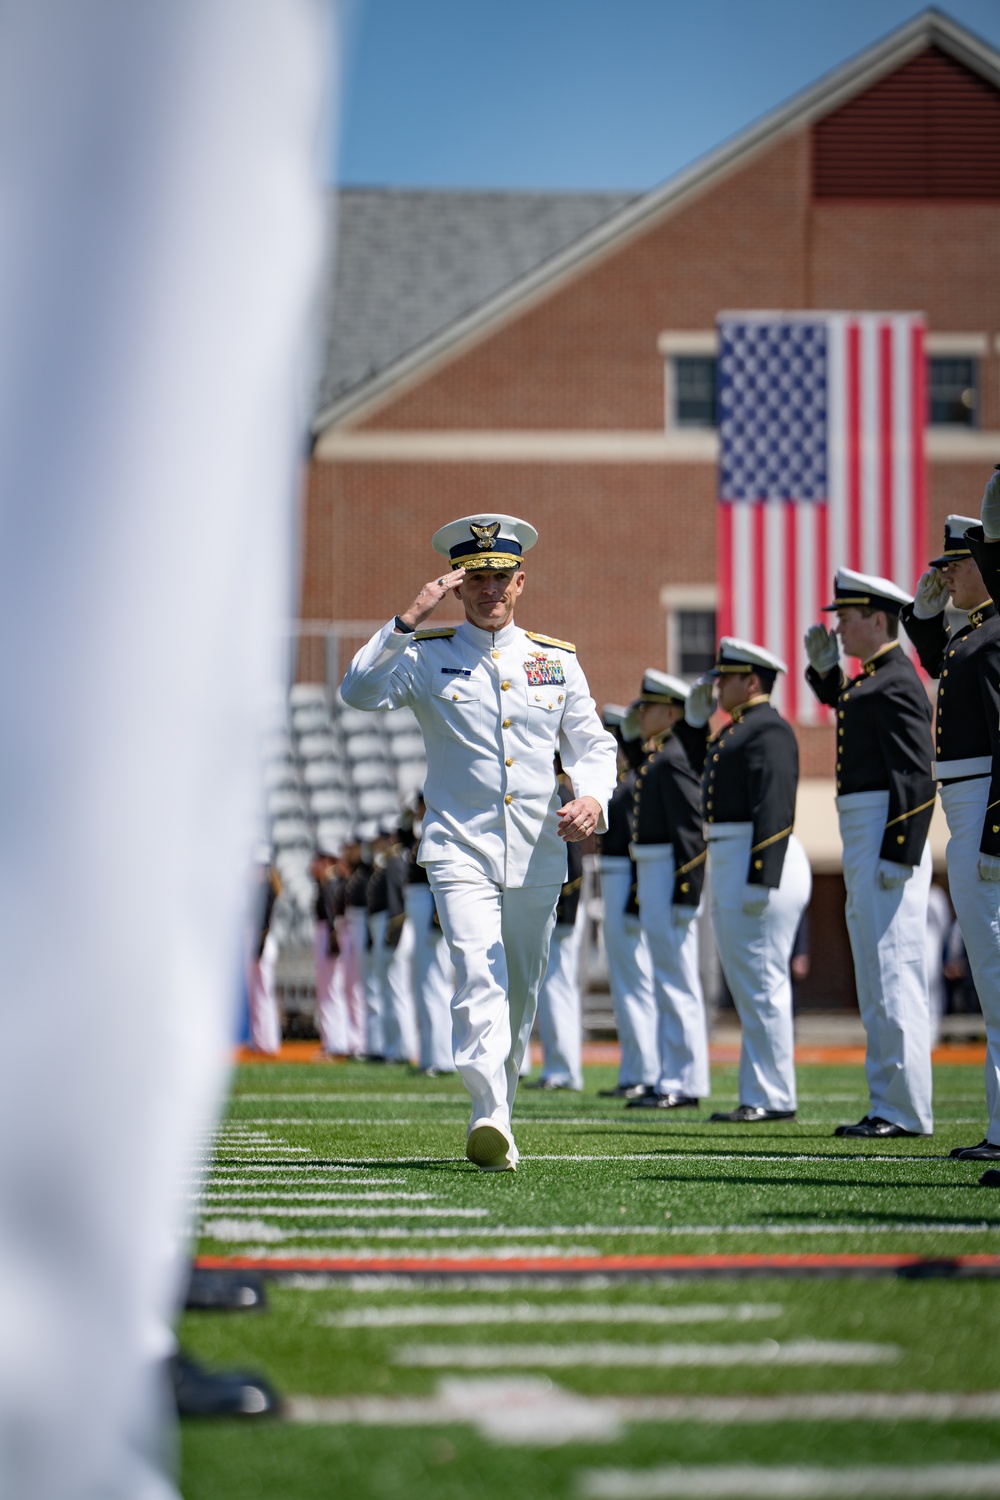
[432,513,538,571]
[622,670,690,740]
[821,567,911,616]
[601,703,628,728]
[711,636,788,676]
[929,515,979,567]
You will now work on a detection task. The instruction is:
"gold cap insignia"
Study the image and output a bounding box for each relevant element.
[470,521,501,551]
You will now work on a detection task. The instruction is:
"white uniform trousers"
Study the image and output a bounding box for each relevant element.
[332,912,367,1057]
[939,778,1000,1143]
[839,790,933,1135]
[429,864,561,1131]
[633,845,709,1099]
[405,885,457,1072]
[709,826,811,1113]
[313,921,347,1056]
[246,930,281,1055]
[536,911,586,1089]
[597,856,658,1088]
[369,911,417,1063]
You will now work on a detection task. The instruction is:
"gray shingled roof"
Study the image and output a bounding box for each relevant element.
[315,187,634,416]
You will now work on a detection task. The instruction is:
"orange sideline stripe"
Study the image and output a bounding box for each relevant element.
[234,1042,987,1067]
[196,1252,1000,1276]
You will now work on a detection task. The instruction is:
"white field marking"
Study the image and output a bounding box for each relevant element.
[197,1190,430,1202]
[194,1178,408,1189]
[205,1164,407,1173]
[285,1383,1000,1447]
[282,1274,629,1291]
[201,1202,457,1219]
[197,1152,961,1167]
[236,1244,604,1260]
[231,1093,468,1103]
[578,1461,1000,1499]
[322,1302,784,1329]
[393,1340,899,1370]
[197,1221,999,1242]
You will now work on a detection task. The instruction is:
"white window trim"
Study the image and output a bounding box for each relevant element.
[660,584,718,680]
[659,331,718,434]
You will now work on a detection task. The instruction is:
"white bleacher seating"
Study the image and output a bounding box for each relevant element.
[271,817,312,849]
[357,787,400,819]
[342,731,385,763]
[336,706,374,735]
[395,762,426,799]
[297,732,338,761]
[301,759,347,789]
[262,761,299,791]
[309,788,353,817]
[289,683,328,708]
[317,818,353,851]
[350,760,394,790]
[291,705,331,735]
[386,731,425,762]
[267,789,308,818]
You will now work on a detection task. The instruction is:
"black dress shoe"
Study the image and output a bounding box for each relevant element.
[526,1077,575,1091]
[836,1115,922,1139]
[597,1083,651,1099]
[833,1115,872,1137]
[627,1092,700,1110]
[709,1105,795,1123]
[171,1354,280,1418]
[980,1169,1000,1187]
[950,1138,1000,1161]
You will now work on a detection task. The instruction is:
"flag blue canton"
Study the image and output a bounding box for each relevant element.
[718,320,828,502]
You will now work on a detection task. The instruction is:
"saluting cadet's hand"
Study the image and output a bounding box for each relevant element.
[804,623,839,674]
[978,854,1000,882]
[558,795,602,843]
[912,569,949,619]
[396,569,466,631]
[742,885,769,916]
[685,676,715,728]
[982,466,1000,542]
[876,858,912,889]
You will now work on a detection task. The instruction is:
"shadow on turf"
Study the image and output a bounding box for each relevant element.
[640,1169,997,1197]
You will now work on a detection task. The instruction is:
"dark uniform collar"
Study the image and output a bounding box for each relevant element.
[729,694,770,723]
[967,599,996,629]
[860,640,900,677]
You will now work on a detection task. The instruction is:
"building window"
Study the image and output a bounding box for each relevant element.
[676,609,717,675]
[674,356,717,428]
[928,356,978,427]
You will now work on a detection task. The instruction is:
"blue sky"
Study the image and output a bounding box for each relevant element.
[333,0,1000,192]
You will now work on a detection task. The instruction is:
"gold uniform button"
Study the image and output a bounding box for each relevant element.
[505,757,513,767]
[680,882,690,893]
[838,711,844,719]
[994,825,1000,835]
[754,859,763,870]
[897,835,905,845]
[504,794,513,805]
[502,718,511,728]
[452,694,458,701]
[501,680,510,691]
[943,670,949,677]
[491,649,500,659]
[558,694,564,702]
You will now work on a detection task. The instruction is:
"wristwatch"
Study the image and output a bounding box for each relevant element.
[394,615,415,634]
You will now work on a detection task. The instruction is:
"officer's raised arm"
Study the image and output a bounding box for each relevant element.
[340,569,465,711]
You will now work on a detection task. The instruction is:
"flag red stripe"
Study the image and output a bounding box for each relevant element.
[784,501,798,723]
[751,502,765,643]
[879,322,894,578]
[717,502,733,641]
[846,322,861,570]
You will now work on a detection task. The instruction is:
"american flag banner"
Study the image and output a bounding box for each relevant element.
[716,312,926,725]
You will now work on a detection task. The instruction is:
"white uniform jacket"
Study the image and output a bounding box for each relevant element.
[342,618,617,889]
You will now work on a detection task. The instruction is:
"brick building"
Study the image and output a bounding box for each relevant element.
[303,10,1000,1007]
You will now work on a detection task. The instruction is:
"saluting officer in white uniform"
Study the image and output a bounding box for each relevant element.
[595,707,659,1099]
[624,670,710,1111]
[806,569,935,1138]
[699,639,812,1122]
[341,515,617,1171]
[941,473,1000,1167]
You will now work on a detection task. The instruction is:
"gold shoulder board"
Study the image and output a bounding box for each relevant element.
[525,631,576,652]
[413,627,457,641]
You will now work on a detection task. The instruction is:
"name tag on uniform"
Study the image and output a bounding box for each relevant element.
[440,667,472,677]
[524,652,565,687]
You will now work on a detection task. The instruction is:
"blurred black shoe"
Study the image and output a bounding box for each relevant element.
[627,1092,700,1110]
[951,1139,1000,1161]
[836,1116,921,1138]
[979,1169,1000,1186]
[171,1354,279,1418]
[185,1268,266,1312]
[709,1106,795,1123]
[597,1083,652,1099]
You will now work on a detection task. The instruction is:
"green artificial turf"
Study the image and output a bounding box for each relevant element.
[179,1056,1000,1498]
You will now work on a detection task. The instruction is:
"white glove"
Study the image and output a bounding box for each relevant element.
[877,859,912,890]
[742,885,769,917]
[685,675,715,729]
[982,467,1000,541]
[912,568,949,619]
[804,623,839,675]
[978,854,1000,882]
[672,904,698,928]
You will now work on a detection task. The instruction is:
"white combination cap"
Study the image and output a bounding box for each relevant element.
[431,513,538,571]
[822,567,911,616]
[711,636,788,676]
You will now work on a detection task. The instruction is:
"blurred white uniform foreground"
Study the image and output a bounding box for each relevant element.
[0,3,330,1496]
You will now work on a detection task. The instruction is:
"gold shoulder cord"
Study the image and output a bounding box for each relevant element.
[525,631,576,653]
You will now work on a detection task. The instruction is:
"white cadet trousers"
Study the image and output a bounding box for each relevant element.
[0,5,330,1497]
[536,912,586,1088]
[405,885,457,1072]
[369,910,417,1063]
[314,921,347,1057]
[597,856,658,1088]
[332,911,367,1057]
[633,845,709,1099]
[839,790,934,1135]
[429,865,561,1130]
[939,778,1000,1143]
[246,930,281,1055]
[709,826,811,1113]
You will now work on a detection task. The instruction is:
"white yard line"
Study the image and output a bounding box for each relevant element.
[578,1462,1000,1498]
[199,1221,998,1242]
[199,1192,440,1203]
[192,1178,407,1188]
[393,1340,899,1369]
[323,1302,784,1328]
